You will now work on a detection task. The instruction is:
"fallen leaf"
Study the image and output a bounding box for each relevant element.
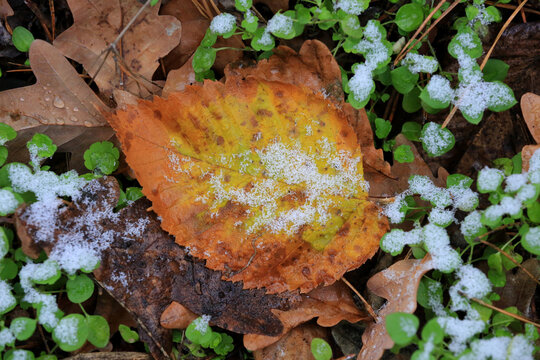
[0,0,13,17]
[160,0,243,73]
[109,74,388,294]
[16,177,298,357]
[522,144,540,171]
[521,92,540,143]
[357,256,433,360]
[253,323,328,360]
[162,54,196,97]
[244,280,367,351]
[254,0,289,14]
[0,40,107,130]
[494,258,540,318]
[160,302,198,330]
[53,0,181,98]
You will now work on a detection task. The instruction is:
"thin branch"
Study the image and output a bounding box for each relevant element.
[461,292,540,329]
[342,277,378,321]
[485,1,540,16]
[23,0,53,42]
[49,0,55,40]
[478,238,540,286]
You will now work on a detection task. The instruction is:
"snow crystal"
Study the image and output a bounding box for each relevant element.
[210,13,236,35]
[0,189,19,215]
[267,13,293,35]
[409,175,452,208]
[54,316,80,346]
[423,224,462,272]
[399,316,417,337]
[382,193,408,224]
[438,317,485,354]
[258,30,273,46]
[517,184,537,202]
[525,227,540,248]
[415,334,435,360]
[402,53,438,74]
[426,75,455,103]
[0,280,16,314]
[355,21,389,70]
[420,122,454,158]
[461,337,511,360]
[428,208,455,226]
[498,196,522,216]
[348,64,374,102]
[507,334,535,360]
[477,167,503,192]
[448,186,478,212]
[460,211,483,238]
[194,314,211,333]
[334,0,367,15]
[530,148,540,171]
[10,350,33,360]
[455,32,476,50]
[449,264,491,312]
[381,228,422,254]
[0,328,14,347]
[505,173,527,193]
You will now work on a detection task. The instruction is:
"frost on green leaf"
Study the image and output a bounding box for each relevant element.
[210,13,236,37]
[83,141,120,175]
[420,122,455,157]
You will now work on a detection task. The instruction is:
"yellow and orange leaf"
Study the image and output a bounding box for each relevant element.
[109,75,388,293]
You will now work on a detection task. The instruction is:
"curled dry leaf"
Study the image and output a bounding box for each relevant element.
[253,323,328,360]
[160,302,198,330]
[357,256,433,360]
[53,0,181,98]
[244,280,367,351]
[162,54,196,97]
[0,0,13,16]
[109,74,388,294]
[15,177,299,357]
[160,0,243,73]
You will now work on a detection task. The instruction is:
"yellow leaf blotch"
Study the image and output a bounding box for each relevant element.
[109,77,388,293]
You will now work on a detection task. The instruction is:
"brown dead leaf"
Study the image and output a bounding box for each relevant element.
[0,40,107,130]
[244,281,367,351]
[253,323,328,360]
[160,302,198,330]
[53,0,181,98]
[521,93,540,143]
[160,0,243,73]
[0,0,13,16]
[16,177,298,357]
[162,54,196,97]
[254,0,289,13]
[494,258,540,318]
[522,144,540,171]
[357,256,433,360]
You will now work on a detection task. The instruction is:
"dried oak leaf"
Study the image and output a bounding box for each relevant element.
[16,177,297,358]
[0,0,13,16]
[357,256,433,360]
[108,73,389,294]
[160,0,243,73]
[53,0,181,98]
[0,40,112,171]
[244,280,367,351]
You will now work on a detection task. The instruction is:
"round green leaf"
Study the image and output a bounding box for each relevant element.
[251,28,275,51]
[12,27,35,52]
[395,3,424,32]
[375,118,392,139]
[421,318,444,344]
[192,47,217,74]
[27,133,57,159]
[119,324,139,344]
[417,277,442,309]
[52,314,89,352]
[482,59,509,82]
[311,338,332,360]
[83,141,120,175]
[4,349,35,360]
[385,312,419,345]
[394,145,414,163]
[0,123,17,145]
[401,121,422,142]
[402,87,422,113]
[186,316,212,345]
[0,258,18,280]
[420,122,455,157]
[522,226,540,255]
[10,317,37,341]
[446,173,473,188]
[66,274,94,304]
[0,146,7,167]
[391,66,419,94]
[87,315,110,348]
[235,0,252,11]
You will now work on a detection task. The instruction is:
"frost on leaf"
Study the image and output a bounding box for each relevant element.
[109,76,388,293]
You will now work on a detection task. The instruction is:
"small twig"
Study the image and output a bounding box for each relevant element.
[480,0,530,70]
[485,1,540,16]
[478,238,540,286]
[516,0,527,23]
[382,89,397,120]
[228,235,261,277]
[23,0,53,42]
[396,0,461,66]
[48,0,55,39]
[0,217,14,223]
[342,277,378,321]
[207,0,220,16]
[394,0,448,65]
[251,5,267,23]
[461,291,540,329]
